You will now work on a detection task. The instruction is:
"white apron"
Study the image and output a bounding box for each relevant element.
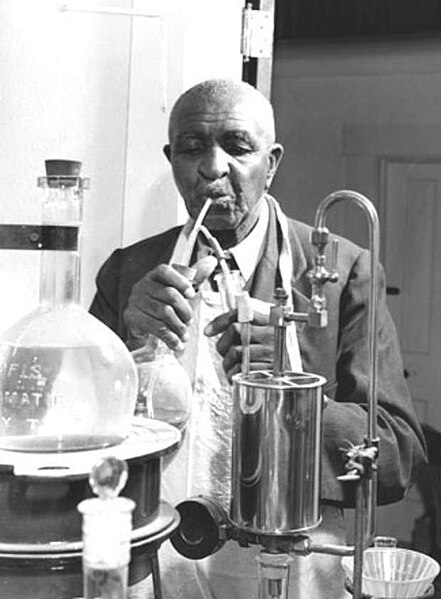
[146,201,351,599]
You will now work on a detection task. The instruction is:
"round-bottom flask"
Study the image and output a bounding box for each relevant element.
[0,160,138,452]
[132,337,192,431]
[0,305,138,452]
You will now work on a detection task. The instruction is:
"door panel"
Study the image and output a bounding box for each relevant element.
[342,156,441,545]
[383,160,441,430]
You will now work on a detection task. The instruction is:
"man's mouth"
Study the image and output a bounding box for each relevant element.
[201,192,233,208]
[210,197,232,209]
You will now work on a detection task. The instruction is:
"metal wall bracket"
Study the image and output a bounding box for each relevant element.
[241,3,274,62]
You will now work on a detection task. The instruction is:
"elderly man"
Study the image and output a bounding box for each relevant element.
[90,78,426,599]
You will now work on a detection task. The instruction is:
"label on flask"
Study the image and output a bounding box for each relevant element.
[0,349,55,433]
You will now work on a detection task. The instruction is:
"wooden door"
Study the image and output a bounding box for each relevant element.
[341,157,441,544]
[382,159,441,431]
[369,159,441,543]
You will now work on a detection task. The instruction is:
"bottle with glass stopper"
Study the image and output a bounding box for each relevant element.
[0,160,138,452]
[78,456,135,599]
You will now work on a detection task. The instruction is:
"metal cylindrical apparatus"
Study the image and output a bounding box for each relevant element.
[230,371,326,535]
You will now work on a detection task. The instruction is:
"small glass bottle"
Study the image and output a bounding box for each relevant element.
[0,160,138,452]
[78,457,135,599]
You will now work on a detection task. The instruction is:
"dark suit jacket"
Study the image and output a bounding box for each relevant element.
[90,217,426,507]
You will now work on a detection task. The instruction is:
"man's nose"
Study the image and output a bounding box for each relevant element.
[199,146,229,179]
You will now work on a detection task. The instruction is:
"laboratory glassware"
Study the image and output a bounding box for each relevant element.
[0,159,138,452]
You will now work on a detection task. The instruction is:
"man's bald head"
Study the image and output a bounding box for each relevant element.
[168,78,276,146]
[164,77,284,248]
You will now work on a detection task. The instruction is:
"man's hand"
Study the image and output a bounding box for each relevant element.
[124,256,217,351]
[204,308,274,382]
[124,264,195,351]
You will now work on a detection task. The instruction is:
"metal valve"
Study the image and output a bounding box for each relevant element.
[268,228,339,341]
[307,229,339,327]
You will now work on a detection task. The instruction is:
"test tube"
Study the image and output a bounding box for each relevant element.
[215,270,243,311]
[237,291,253,376]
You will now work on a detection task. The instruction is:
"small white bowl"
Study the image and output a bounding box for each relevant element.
[341,547,440,598]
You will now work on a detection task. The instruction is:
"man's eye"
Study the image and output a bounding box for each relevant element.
[176,141,204,154]
[225,144,252,156]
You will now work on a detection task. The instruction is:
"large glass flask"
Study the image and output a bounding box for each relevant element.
[0,160,138,452]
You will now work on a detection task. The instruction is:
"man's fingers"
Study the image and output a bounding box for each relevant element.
[215,324,240,357]
[204,309,238,336]
[223,345,273,379]
[132,280,194,325]
[125,307,186,352]
[151,263,195,299]
[126,264,195,343]
[204,307,270,338]
[215,322,274,358]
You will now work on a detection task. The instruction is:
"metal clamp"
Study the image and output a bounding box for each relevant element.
[338,440,379,482]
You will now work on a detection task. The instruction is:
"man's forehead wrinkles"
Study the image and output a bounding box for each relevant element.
[177,105,250,119]
[175,111,253,129]
[177,128,251,137]
[176,121,252,132]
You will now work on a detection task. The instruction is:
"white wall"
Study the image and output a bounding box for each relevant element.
[0,0,243,332]
[271,36,441,238]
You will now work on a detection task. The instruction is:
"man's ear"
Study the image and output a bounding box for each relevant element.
[265,143,284,190]
[163,144,171,162]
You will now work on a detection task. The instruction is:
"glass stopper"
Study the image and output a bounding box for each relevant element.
[89,456,128,500]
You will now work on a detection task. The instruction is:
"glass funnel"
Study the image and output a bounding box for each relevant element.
[0,160,138,452]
